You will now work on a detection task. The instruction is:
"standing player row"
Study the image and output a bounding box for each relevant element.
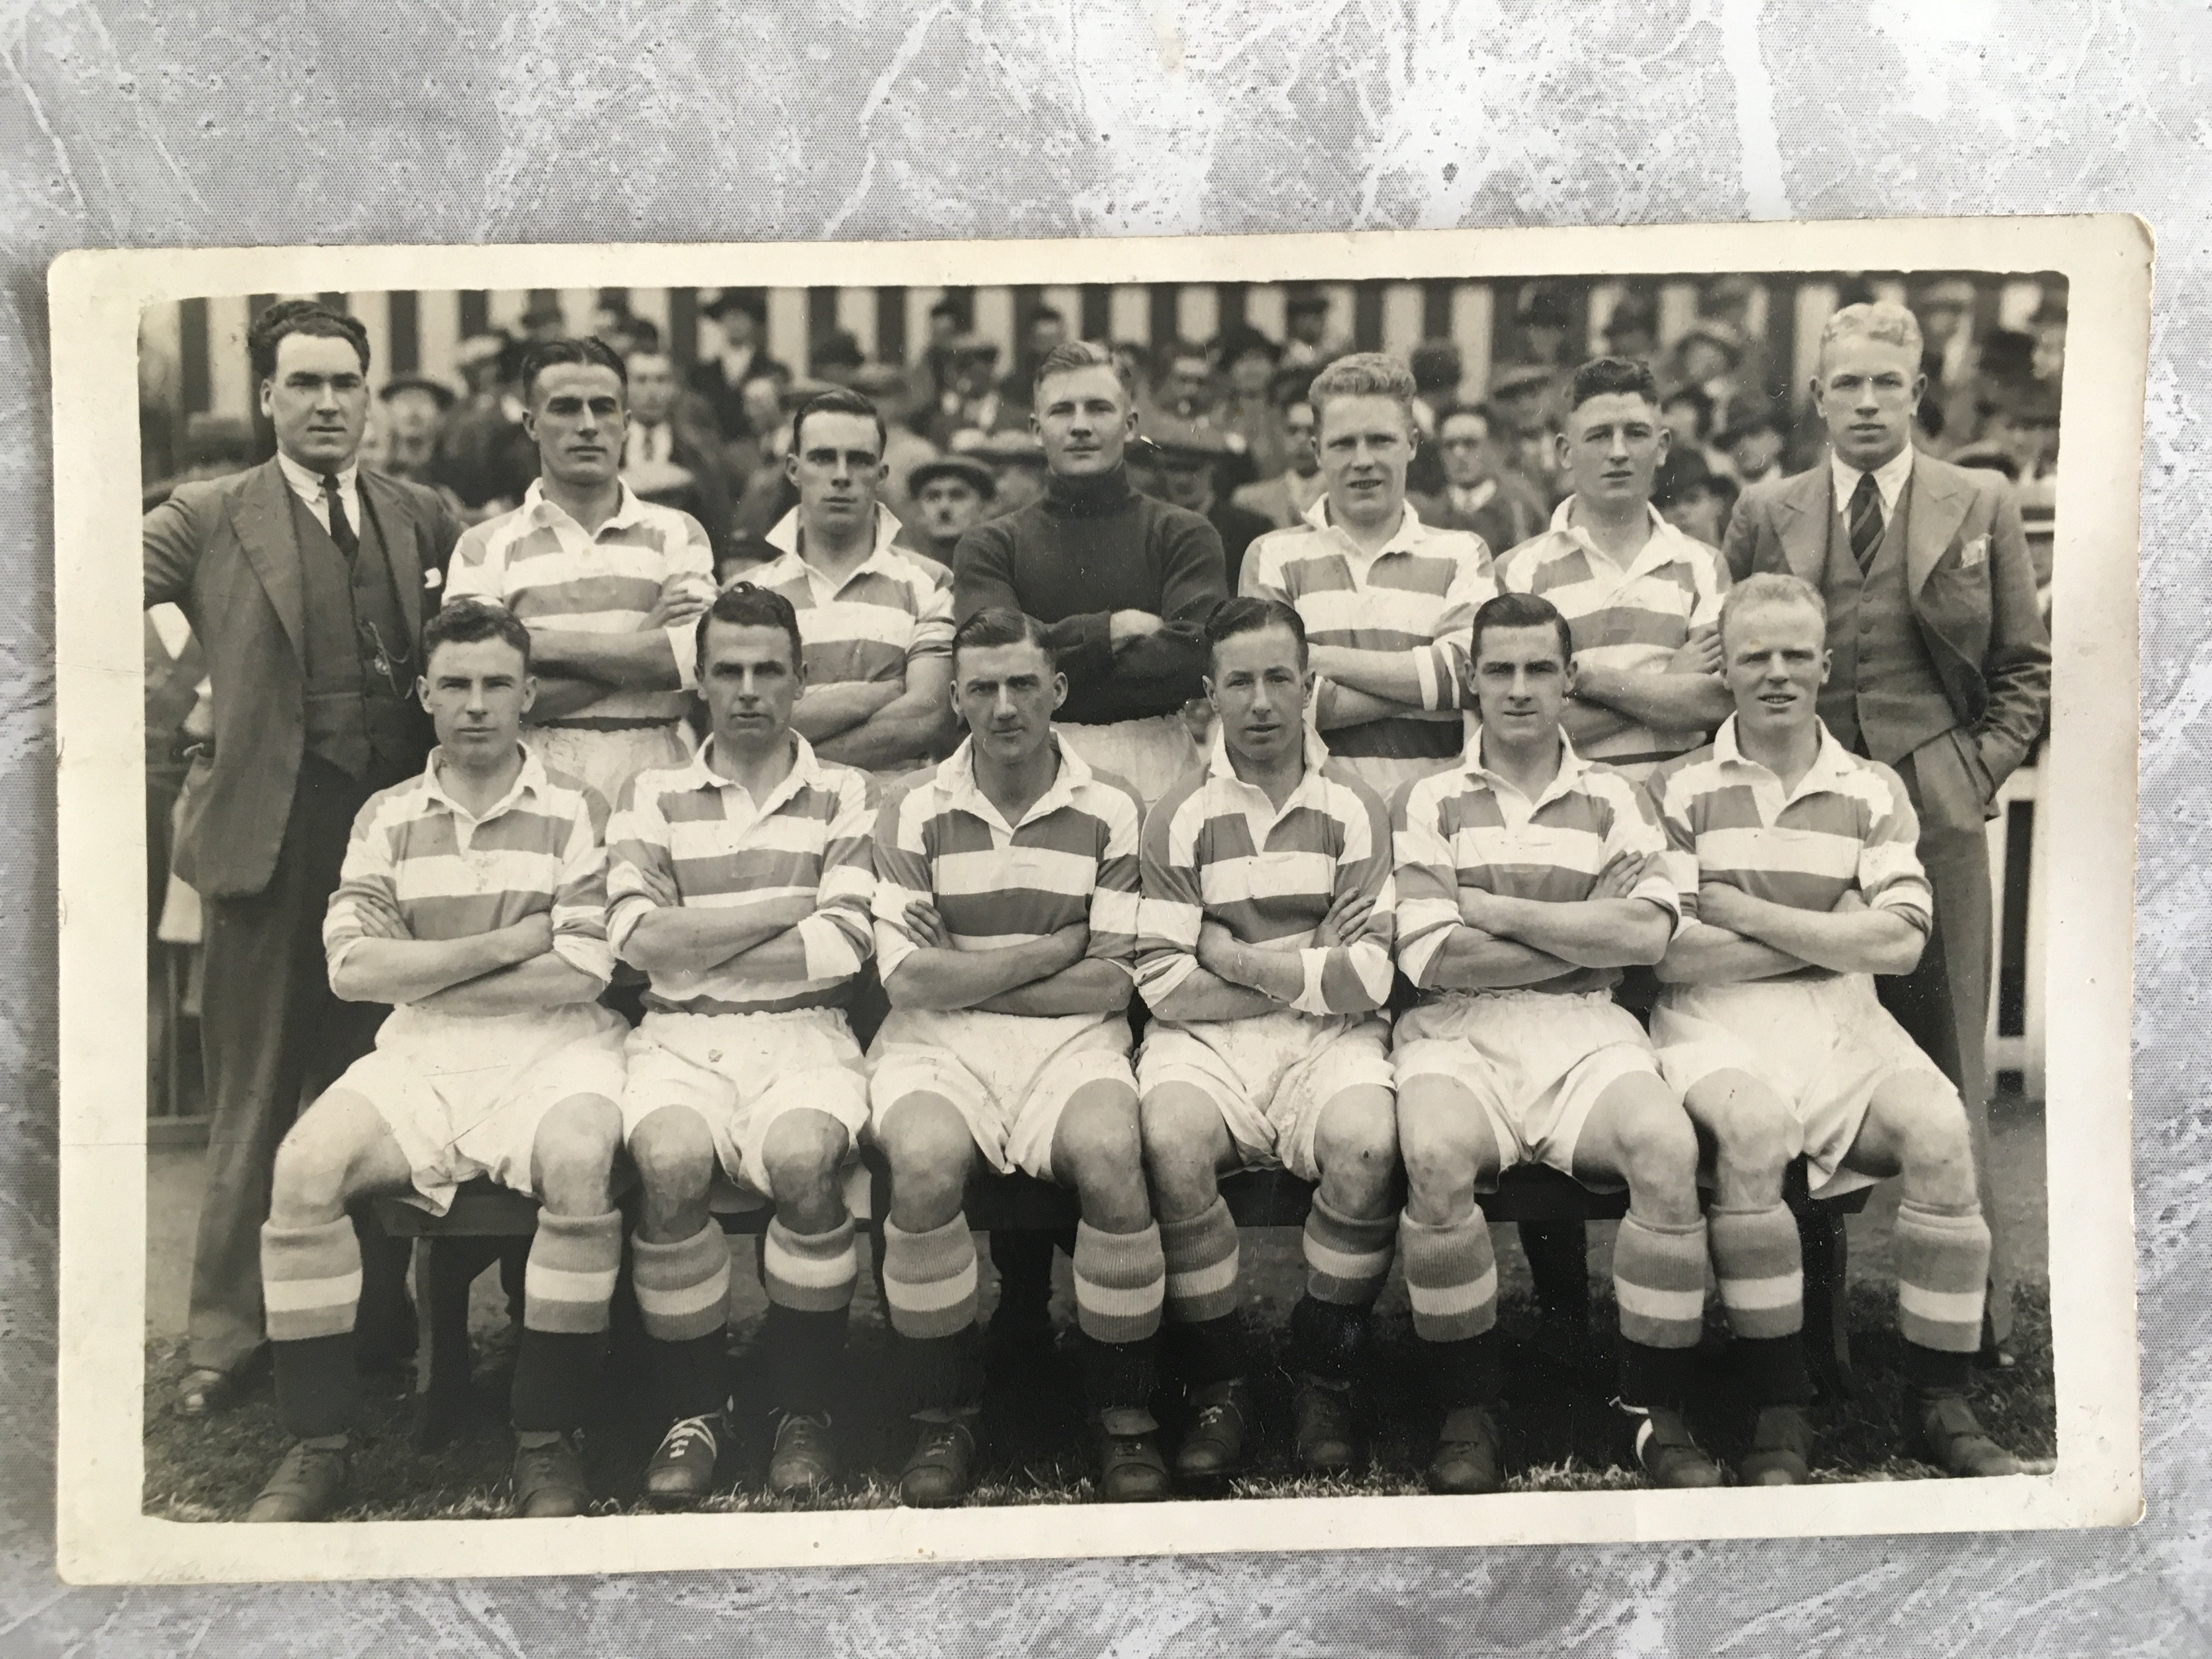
[239,576,2021,1525]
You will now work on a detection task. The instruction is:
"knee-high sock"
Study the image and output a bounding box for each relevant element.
[1613,1213,1709,1351]
[1073,1221,1165,1347]
[1303,1195,1397,1308]
[512,1209,622,1434]
[262,1217,363,1441]
[633,1223,732,1424]
[761,1216,857,1417]
[1708,1202,1809,1407]
[1400,1211,1497,1342]
[883,1216,981,1416]
[1160,1200,1246,1385]
[1895,1199,1990,1389]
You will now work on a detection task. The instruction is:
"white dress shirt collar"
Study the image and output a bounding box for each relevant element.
[1829,443,1915,517]
[275,450,362,535]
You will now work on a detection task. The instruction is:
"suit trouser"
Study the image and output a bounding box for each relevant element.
[1879,740,2011,1347]
[187,755,399,1375]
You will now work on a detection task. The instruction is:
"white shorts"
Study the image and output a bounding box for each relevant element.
[336,1003,630,1216]
[620,1007,871,1195]
[1392,990,1660,1181]
[527,721,692,808]
[1137,1010,1394,1183]
[1056,715,1199,808]
[1652,975,1954,1198]
[868,1009,1136,1180]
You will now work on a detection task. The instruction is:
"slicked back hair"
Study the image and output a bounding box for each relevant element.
[519,336,628,405]
[1468,590,1574,669]
[1032,339,1135,404]
[1719,571,1828,650]
[952,606,1054,671]
[1817,301,1925,370]
[1306,351,1418,426]
[249,300,369,384]
[1567,355,1660,413]
[697,580,804,678]
[424,597,533,673]
[792,385,888,457]
[1206,594,1307,668]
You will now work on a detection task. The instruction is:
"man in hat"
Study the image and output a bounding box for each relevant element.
[689,290,791,446]
[1721,413,1790,491]
[1138,431,1274,597]
[928,335,1030,455]
[1214,325,1289,482]
[434,332,537,516]
[1722,300,2052,1359]
[144,299,463,1415]
[1603,293,1661,365]
[1003,304,1068,408]
[1411,403,1548,556]
[906,455,998,568]
[1280,292,1342,369]
[1668,320,1747,439]
[1915,277,1984,445]
[375,374,456,486]
[1231,392,1327,529]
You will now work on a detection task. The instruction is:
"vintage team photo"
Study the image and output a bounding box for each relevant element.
[53,221,2143,1579]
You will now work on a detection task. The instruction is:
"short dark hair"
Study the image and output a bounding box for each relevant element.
[1206,595,1306,667]
[1468,591,1574,669]
[791,386,887,457]
[519,336,627,404]
[951,606,1054,669]
[1660,383,1714,438]
[1567,356,1660,414]
[1434,402,1492,438]
[1033,340,1135,404]
[249,300,369,385]
[424,598,532,672]
[696,582,803,678]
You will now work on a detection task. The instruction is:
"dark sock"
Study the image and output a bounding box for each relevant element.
[1617,1339,1700,1412]
[989,1230,1058,1333]
[906,1324,984,1419]
[273,1334,361,1442]
[1077,1329,1160,1420]
[1420,1332,1502,1413]
[764,1302,848,1418]
[509,1329,600,1434]
[1735,1333,1814,1408]
[1289,1293,1370,1387]
[1172,1312,1251,1389]
[652,1330,729,1425]
[1903,1339,1976,1396]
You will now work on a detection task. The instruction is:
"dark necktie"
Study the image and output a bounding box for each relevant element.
[1847,469,1883,573]
[321,473,359,563]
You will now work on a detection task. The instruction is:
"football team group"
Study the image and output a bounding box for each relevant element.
[143,294,2047,1522]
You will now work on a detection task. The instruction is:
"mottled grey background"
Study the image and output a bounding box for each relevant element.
[4,2,2206,1652]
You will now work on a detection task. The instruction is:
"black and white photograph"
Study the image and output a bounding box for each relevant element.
[53,219,2143,1584]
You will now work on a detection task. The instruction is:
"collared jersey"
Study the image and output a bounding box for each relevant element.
[871,735,1144,986]
[1496,499,1730,772]
[323,746,613,994]
[1646,716,1933,982]
[605,734,876,1015]
[444,479,714,725]
[753,504,954,691]
[1240,497,1495,761]
[1394,732,1680,996]
[1137,730,1395,1017]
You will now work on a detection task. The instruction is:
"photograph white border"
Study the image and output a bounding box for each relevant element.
[53,215,2147,1586]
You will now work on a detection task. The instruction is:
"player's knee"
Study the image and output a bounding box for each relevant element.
[1398,1118,1481,1213]
[1056,1095,1145,1195]
[1138,1091,1220,1202]
[1899,1094,1977,1202]
[759,1111,850,1209]
[270,1120,357,1219]
[535,1097,622,1191]
[876,1096,975,1199]
[1313,1091,1398,1180]
[1617,1103,1701,1199]
[628,1108,716,1202]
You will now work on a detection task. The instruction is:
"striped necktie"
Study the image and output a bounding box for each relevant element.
[1847,470,1883,573]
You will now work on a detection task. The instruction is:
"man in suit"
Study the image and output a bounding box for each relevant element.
[1722,301,2052,1353]
[1231,394,1326,530]
[1412,403,1549,556]
[688,290,792,449]
[144,300,464,1414]
[622,345,736,565]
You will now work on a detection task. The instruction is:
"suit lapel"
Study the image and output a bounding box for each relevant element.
[1773,467,1829,584]
[232,460,307,662]
[1904,455,1971,594]
[360,470,423,640]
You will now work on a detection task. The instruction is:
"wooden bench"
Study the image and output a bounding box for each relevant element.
[373,1160,1869,1445]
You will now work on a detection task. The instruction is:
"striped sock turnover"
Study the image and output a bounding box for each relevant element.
[1613,1212,1709,1350]
[1894,1199,1990,1356]
[1159,1198,1240,1327]
[763,1216,860,1314]
[631,1223,732,1345]
[1073,1220,1166,1346]
[261,1216,363,1343]
[1708,1202,1804,1340]
[882,1215,979,1341]
[1302,1195,1398,1308]
[522,1210,622,1335]
[1398,1210,1497,1342]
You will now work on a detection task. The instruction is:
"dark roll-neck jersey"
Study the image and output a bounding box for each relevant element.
[952,464,1227,726]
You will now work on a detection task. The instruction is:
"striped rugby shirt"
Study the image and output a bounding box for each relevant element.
[606,733,876,1015]
[444,479,714,726]
[753,504,954,692]
[1240,498,1496,763]
[872,735,1144,989]
[1495,499,1730,774]
[1136,729,1395,1015]
[1395,732,1680,996]
[1646,715,1933,983]
[323,745,613,992]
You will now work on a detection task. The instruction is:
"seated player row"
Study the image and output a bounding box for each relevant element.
[241,580,2021,1522]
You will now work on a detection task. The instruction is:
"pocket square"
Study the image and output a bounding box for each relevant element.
[424,567,443,590]
[1959,534,1989,569]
